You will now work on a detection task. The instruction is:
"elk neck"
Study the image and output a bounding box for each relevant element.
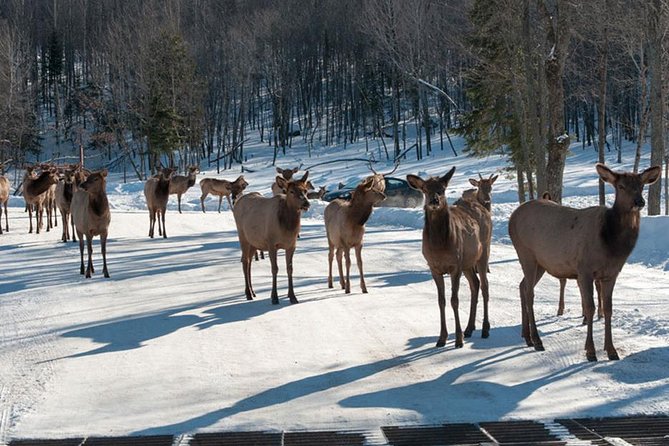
[424,203,452,248]
[88,185,109,217]
[278,198,301,233]
[349,192,374,226]
[27,172,55,195]
[600,203,640,259]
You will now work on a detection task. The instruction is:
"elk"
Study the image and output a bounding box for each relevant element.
[307,185,327,200]
[23,167,59,234]
[55,167,78,242]
[0,175,9,234]
[233,172,311,304]
[271,166,299,196]
[407,167,485,348]
[509,163,660,361]
[325,176,386,294]
[143,167,174,238]
[453,177,494,339]
[199,175,248,212]
[71,169,111,278]
[169,165,199,213]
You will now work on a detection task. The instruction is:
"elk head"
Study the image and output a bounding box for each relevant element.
[469,173,498,210]
[79,169,108,192]
[276,166,299,180]
[277,171,310,211]
[596,163,660,212]
[407,167,456,209]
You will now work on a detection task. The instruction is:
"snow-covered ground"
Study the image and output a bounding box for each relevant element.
[1,137,668,443]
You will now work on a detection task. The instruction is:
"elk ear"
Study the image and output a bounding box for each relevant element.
[469,178,479,187]
[406,174,425,191]
[276,167,282,174]
[306,180,314,190]
[441,166,456,186]
[596,163,617,184]
[292,167,299,173]
[490,174,499,184]
[276,176,288,190]
[300,171,309,183]
[640,165,661,185]
[101,169,108,177]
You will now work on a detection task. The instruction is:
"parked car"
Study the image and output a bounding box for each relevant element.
[322,176,423,208]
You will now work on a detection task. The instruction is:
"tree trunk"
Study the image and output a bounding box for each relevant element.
[597,28,608,206]
[647,0,664,215]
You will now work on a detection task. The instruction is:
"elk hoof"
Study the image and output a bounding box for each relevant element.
[289,297,299,304]
[271,297,279,305]
[464,327,474,338]
[533,343,545,352]
[328,283,333,289]
[435,339,446,348]
[586,352,598,362]
[608,351,620,360]
[104,271,110,279]
[361,288,368,294]
[455,341,463,348]
[345,289,351,294]
[482,322,490,338]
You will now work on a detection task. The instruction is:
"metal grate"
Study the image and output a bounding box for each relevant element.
[558,416,669,445]
[83,436,175,446]
[9,440,85,446]
[381,423,489,445]
[479,420,566,445]
[283,430,366,445]
[189,431,282,446]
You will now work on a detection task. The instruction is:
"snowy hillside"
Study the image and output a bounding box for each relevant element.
[1,137,668,443]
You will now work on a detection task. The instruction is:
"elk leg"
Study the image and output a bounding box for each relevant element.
[355,244,367,293]
[241,246,254,300]
[450,271,464,348]
[77,230,85,275]
[558,278,566,316]
[158,210,163,237]
[28,203,33,233]
[200,193,207,213]
[431,270,448,347]
[71,213,77,243]
[3,202,7,232]
[46,204,51,232]
[463,269,480,338]
[479,266,490,338]
[148,209,154,238]
[101,233,110,278]
[177,194,182,214]
[286,247,298,304]
[336,248,345,289]
[226,195,233,211]
[0,204,3,234]
[268,248,279,305]
[595,280,603,320]
[161,209,167,238]
[519,260,545,351]
[218,196,223,213]
[599,277,619,360]
[61,211,67,242]
[344,248,352,294]
[327,241,335,288]
[85,234,94,278]
[37,204,43,233]
[577,273,597,361]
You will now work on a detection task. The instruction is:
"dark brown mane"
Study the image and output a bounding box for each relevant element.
[601,208,639,258]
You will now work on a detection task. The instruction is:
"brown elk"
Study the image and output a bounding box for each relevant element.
[407,167,485,348]
[453,177,494,339]
[271,166,299,196]
[199,175,248,212]
[509,163,660,361]
[143,167,174,238]
[72,169,111,278]
[55,167,78,242]
[233,172,310,304]
[0,175,9,234]
[23,167,59,234]
[169,165,199,213]
[325,176,386,294]
[307,185,327,200]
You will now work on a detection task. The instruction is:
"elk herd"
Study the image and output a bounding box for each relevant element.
[0,159,661,362]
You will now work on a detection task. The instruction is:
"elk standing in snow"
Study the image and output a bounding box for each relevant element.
[72,169,111,278]
[325,176,386,294]
[271,166,299,196]
[407,167,485,348]
[23,167,59,234]
[55,166,78,242]
[509,163,660,361]
[199,175,248,212]
[144,167,174,238]
[169,165,199,213]
[233,172,311,304]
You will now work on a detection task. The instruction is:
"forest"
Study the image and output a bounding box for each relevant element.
[0,0,667,213]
